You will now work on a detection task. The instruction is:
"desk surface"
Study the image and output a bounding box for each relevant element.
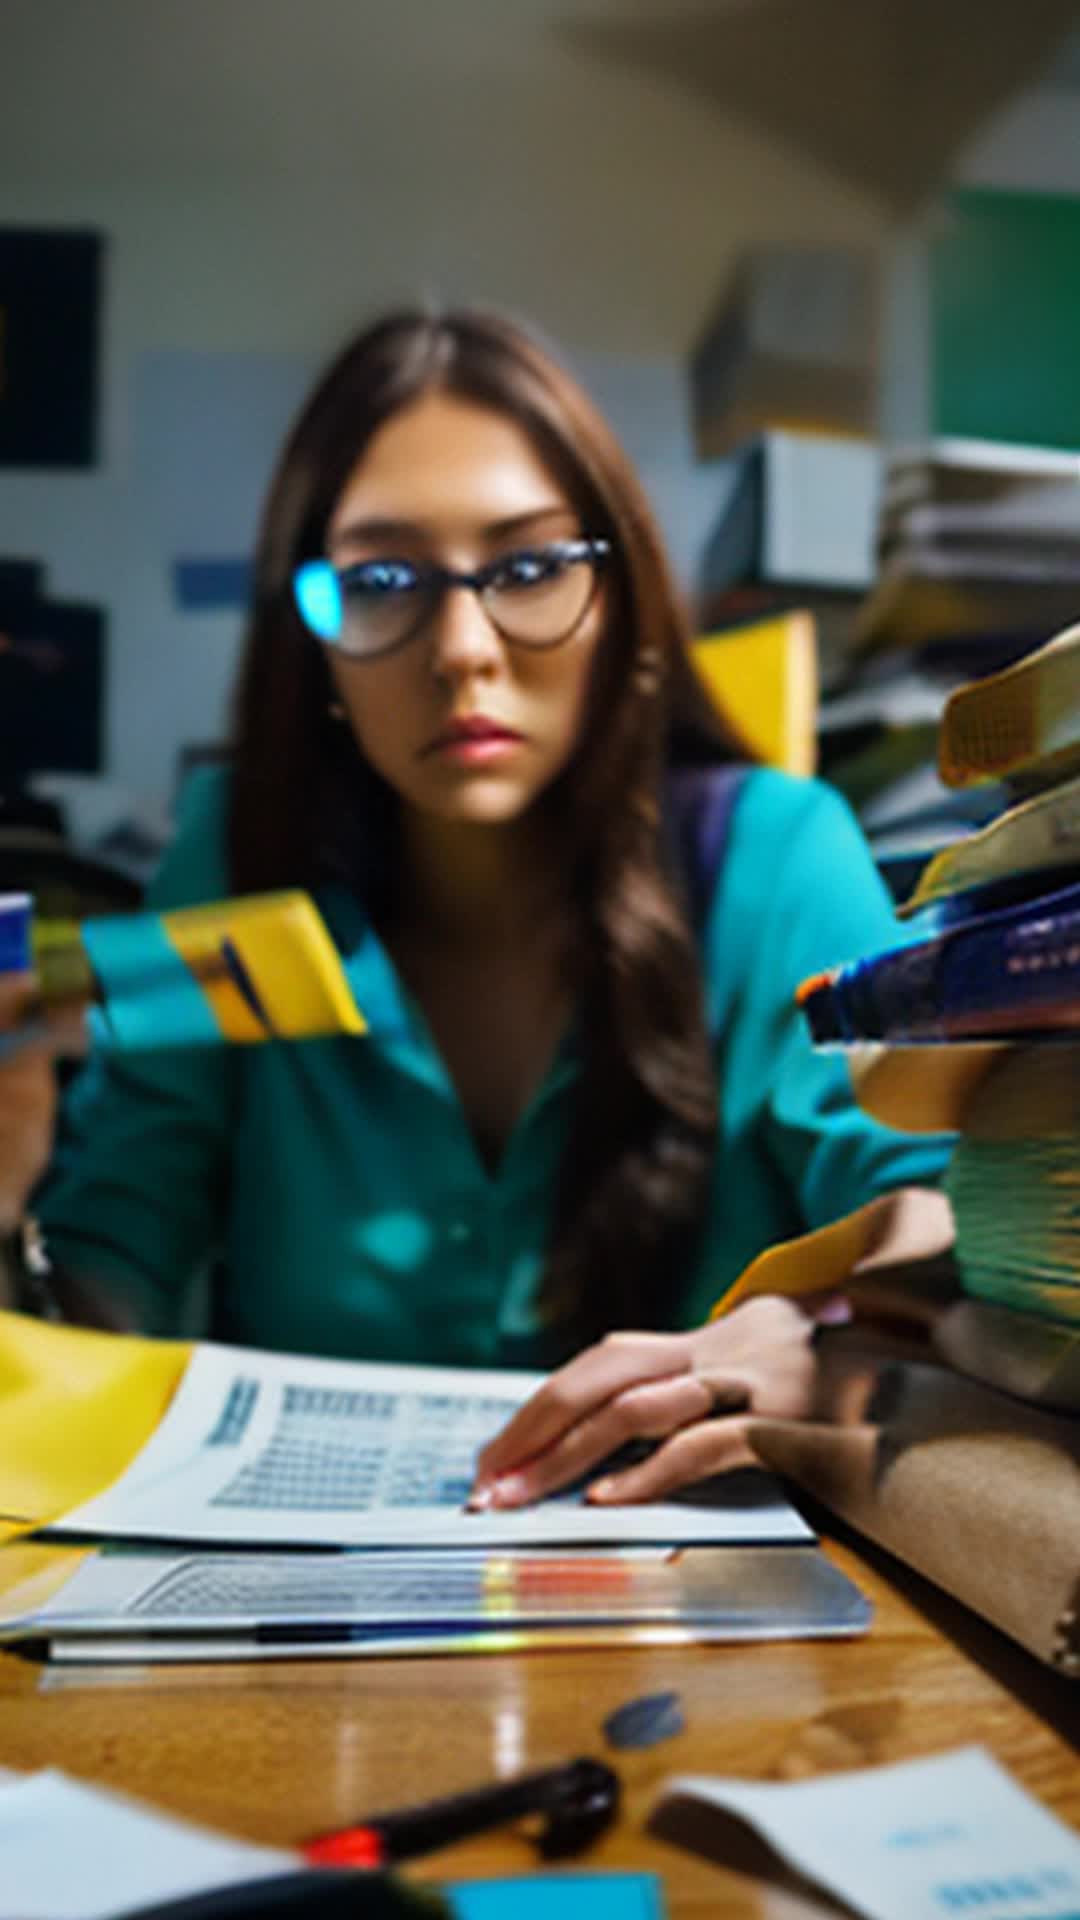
[1,1537,1077,1919]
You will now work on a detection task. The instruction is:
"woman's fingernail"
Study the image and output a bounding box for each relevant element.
[488,1472,529,1508]
[464,1482,494,1512]
[586,1477,617,1504]
[816,1296,854,1326]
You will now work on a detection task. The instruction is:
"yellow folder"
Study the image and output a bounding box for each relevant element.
[0,1310,190,1544]
[692,611,818,776]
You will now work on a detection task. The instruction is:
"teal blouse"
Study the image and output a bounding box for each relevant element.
[38,766,952,1366]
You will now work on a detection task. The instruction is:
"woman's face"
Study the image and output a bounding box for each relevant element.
[323,390,608,830]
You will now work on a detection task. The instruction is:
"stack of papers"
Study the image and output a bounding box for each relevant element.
[2,1342,870,1661]
[1,1541,868,1664]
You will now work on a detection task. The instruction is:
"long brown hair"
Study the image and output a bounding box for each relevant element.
[230,307,751,1343]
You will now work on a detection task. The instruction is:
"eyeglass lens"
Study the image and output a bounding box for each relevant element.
[336,545,602,656]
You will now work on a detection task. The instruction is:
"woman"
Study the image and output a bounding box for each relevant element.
[0,307,952,1496]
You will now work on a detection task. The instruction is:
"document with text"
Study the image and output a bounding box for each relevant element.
[653,1747,1080,1920]
[49,1341,814,1549]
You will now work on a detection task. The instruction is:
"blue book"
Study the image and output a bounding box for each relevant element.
[797,875,1080,1045]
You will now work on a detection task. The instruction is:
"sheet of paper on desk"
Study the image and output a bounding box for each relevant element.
[46,1341,814,1549]
[0,1767,294,1919]
[654,1745,1080,1920]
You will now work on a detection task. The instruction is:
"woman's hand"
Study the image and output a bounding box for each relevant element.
[0,976,65,1233]
[470,1295,835,1509]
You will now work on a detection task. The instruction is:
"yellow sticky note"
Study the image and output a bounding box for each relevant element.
[162,891,367,1042]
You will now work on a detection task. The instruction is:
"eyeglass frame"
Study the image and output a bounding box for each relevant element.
[292,535,612,660]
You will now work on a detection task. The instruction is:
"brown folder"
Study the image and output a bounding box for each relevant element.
[749,1329,1080,1674]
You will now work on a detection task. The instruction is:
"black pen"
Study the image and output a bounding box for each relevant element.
[304,1755,620,1868]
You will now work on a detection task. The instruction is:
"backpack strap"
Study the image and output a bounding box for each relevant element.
[664,764,750,935]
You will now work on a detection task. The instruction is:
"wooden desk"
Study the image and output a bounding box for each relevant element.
[1,1537,1077,1917]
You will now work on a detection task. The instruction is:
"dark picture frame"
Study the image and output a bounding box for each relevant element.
[0,226,103,468]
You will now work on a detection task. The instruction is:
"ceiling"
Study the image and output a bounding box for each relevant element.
[4,0,1076,204]
[1044,16,1080,83]
[559,0,1080,212]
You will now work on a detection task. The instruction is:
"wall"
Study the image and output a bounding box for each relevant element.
[958,86,1080,196]
[879,79,1080,445]
[0,0,882,809]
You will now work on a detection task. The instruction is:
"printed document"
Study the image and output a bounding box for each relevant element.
[655,1746,1080,1920]
[49,1341,813,1548]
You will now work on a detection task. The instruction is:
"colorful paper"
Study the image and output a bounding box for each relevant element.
[1,890,368,1056]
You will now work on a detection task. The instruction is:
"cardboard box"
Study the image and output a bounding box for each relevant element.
[691,247,880,454]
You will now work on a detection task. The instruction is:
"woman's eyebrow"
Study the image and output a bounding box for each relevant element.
[329,517,423,553]
[481,507,578,540]
[329,506,576,552]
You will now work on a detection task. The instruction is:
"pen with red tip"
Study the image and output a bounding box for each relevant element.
[303,1757,618,1869]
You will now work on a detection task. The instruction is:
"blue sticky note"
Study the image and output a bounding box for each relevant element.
[447,1873,666,1920]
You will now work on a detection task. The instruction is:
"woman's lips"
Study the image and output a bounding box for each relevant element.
[424,719,524,761]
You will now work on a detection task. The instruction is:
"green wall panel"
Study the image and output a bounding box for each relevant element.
[932,187,1080,450]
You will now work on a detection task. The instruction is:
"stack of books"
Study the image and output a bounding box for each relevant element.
[817,438,1080,891]
[859,437,1080,657]
[799,622,1080,1351]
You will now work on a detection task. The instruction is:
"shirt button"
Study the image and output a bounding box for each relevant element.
[447,1220,474,1246]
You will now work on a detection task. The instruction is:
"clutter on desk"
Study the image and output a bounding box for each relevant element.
[814,437,1080,895]
[798,621,1080,1373]
[768,637,1080,1669]
[717,623,1080,1671]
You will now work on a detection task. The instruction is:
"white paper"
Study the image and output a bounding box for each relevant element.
[0,1768,294,1919]
[16,1544,665,1627]
[48,1342,812,1549]
[659,1746,1080,1920]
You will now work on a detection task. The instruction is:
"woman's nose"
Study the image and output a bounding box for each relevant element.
[427,584,504,679]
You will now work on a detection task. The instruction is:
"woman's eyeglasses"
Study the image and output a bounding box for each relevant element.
[293,537,610,660]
